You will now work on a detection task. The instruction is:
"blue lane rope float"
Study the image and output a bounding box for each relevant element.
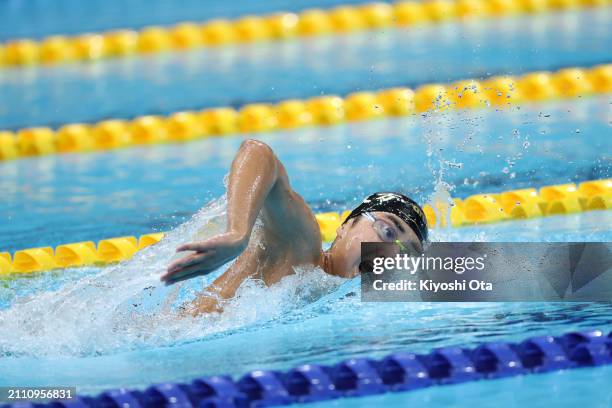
[2,328,610,407]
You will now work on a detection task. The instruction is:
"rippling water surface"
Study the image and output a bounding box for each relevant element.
[0,193,610,392]
[0,4,610,400]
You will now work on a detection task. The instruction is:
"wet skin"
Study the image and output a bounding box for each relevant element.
[162,139,421,315]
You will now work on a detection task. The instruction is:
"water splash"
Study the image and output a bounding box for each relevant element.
[0,196,344,358]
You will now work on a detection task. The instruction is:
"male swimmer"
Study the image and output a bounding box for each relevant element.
[162,140,428,314]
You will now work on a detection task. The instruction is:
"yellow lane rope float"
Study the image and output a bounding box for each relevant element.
[0,64,610,162]
[0,178,610,275]
[0,0,610,68]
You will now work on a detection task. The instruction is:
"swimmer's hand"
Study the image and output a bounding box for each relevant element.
[162,232,247,285]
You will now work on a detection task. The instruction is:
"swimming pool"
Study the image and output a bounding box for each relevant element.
[0,0,611,406]
[2,8,610,130]
[1,97,610,252]
[1,97,610,396]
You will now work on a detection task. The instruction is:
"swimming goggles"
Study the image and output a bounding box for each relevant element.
[362,211,402,243]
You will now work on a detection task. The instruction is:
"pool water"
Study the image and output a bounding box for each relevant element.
[0,208,611,394]
[0,97,609,252]
[305,365,612,408]
[0,0,381,41]
[0,97,610,393]
[0,1,611,405]
[1,9,610,130]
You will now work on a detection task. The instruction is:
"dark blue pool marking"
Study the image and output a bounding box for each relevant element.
[2,328,610,407]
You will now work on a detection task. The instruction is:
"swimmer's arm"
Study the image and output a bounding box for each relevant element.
[179,254,259,315]
[163,139,309,284]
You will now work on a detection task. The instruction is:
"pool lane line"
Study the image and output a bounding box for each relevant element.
[0,0,609,69]
[0,178,609,275]
[1,328,610,407]
[0,64,611,163]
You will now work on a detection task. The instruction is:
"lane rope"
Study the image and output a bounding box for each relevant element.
[1,178,609,275]
[0,0,609,69]
[1,328,610,407]
[0,64,611,162]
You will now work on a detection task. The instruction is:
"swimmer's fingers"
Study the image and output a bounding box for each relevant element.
[164,233,245,284]
[163,249,224,284]
[165,252,210,275]
[162,262,216,285]
[176,242,211,252]
[176,233,247,254]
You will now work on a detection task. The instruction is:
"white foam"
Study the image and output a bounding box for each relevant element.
[0,196,344,357]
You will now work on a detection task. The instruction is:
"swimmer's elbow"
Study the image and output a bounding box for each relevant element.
[239,139,279,172]
[240,139,274,158]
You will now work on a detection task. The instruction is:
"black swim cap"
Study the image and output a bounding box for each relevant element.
[343,192,428,243]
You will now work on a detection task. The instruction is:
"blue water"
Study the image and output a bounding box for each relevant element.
[0,0,381,42]
[306,365,612,408]
[0,9,610,130]
[0,97,610,393]
[0,97,609,253]
[0,231,610,394]
[0,3,611,406]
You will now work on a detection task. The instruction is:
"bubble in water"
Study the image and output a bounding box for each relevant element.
[444,160,463,169]
[0,196,344,358]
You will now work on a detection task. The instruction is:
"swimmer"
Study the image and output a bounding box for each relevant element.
[162,139,428,314]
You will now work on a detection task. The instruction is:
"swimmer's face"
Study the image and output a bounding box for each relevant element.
[327,211,422,278]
